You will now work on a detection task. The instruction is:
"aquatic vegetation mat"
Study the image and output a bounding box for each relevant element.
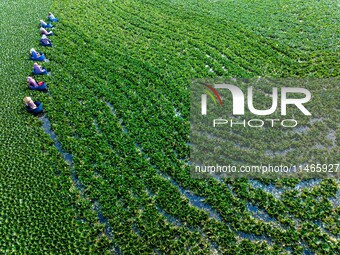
[0,0,339,253]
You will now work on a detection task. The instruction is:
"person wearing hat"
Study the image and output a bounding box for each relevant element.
[23,97,37,110]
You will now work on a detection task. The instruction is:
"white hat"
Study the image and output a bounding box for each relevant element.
[23,97,32,104]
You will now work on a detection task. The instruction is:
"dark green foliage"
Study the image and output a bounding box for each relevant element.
[1,0,338,253]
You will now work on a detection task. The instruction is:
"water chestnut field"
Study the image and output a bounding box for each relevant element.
[0,0,339,254]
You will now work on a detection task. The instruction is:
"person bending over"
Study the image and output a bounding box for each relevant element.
[24,97,37,110]
[30,48,41,58]
[27,77,45,87]
[48,12,59,22]
[40,27,53,36]
[40,19,52,28]
[40,35,52,47]
[27,77,38,88]
[33,63,47,74]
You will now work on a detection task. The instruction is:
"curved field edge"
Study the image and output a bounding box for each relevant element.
[40,0,340,254]
[0,0,110,254]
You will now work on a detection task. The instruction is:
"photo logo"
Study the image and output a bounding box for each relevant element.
[200,82,223,107]
[201,84,312,116]
[190,78,338,179]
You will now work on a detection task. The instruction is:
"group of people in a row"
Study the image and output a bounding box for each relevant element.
[39,13,58,47]
[24,12,58,114]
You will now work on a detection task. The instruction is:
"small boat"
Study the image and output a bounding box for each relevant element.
[41,23,53,28]
[26,102,43,114]
[32,68,48,75]
[48,17,59,22]
[30,53,45,61]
